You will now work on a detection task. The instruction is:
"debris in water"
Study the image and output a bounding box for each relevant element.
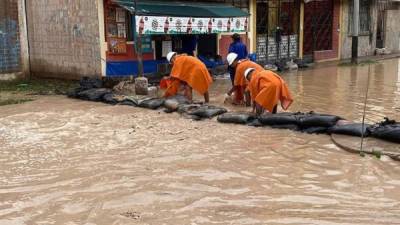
[121,211,141,220]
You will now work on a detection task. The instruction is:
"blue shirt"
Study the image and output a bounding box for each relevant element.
[228,41,248,60]
[182,36,197,56]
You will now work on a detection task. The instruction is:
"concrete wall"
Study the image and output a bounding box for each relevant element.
[0,0,21,78]
[385,9,400,54]
[340,0,378,59]
[26,0,102,79]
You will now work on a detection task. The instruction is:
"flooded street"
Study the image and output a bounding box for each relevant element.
[1,59,400,225]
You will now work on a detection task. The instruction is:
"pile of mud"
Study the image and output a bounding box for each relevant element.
[67,78,400,145]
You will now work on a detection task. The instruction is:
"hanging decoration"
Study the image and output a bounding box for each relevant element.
[136,16,248,35]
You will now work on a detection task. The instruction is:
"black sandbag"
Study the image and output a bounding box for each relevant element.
[119,96,138,106]
[247,119,263,127]
[258,112,298,125]
[67,87,84,98]
[163,108,175,113]
[79,77,103,90]
[76,88,111,101]
[102,93,119,105]
[300,126,329,134]
[328,123,371,137]
[189,105,227,118]
[217,112,255,124]
[164,95,190,111]
[270,124,300,131]
[138,98,165,110]
[368,118,400,143]
[298,112,341,128]
[177,104,201,114]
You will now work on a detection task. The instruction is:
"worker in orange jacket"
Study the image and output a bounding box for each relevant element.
[162,52,213,103]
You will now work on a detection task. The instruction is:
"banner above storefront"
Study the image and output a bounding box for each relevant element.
[135,16,248,35]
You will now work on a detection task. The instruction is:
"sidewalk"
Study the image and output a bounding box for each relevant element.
[307,52,400,70]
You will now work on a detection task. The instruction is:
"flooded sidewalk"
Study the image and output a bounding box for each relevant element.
[1,59,400,224]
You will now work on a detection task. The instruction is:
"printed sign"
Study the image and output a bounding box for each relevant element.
[135,16,248,35]
[108,37,127,54]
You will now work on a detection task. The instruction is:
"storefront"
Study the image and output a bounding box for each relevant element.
[103,0,249,76]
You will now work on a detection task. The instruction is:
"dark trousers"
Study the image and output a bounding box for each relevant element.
[272,105,278,114]
[228,66,235,85]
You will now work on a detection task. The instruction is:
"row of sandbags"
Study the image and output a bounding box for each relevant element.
[67,85,227,120]
[217,112,400,144]
[67,78,400,144]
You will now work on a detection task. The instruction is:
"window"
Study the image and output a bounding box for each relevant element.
[349,0,371,35]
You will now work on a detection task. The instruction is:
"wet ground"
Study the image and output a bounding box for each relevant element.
[1,59,400,224]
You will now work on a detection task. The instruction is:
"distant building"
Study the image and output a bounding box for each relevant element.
[2,0,400,80]
[340,0,400,59]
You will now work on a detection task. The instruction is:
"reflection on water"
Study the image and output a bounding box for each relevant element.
[1,59,400,224]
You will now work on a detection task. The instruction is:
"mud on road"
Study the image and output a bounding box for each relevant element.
[1,59,400,224]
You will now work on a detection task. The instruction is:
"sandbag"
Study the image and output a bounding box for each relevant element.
[138,98,165,110]
[298,112,341,128]
[368,118,400,143]
[189,105,227,119]
[258,112,298,126]
[67,87,84,98]
[328,123,371,137]
[76,88,112,101]
[79,77,103,90]
[120,100,137,107]
[164,95,190,111]
[247,119,263,127]
[271,124,300,131]
[217,112,255,124]
[177,104,202,114]
[102,93,119,105]
[300,126,328,134]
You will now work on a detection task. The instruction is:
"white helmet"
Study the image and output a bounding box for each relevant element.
[226,53,238,66]
[244,68,255,81]
[167,52,177,63]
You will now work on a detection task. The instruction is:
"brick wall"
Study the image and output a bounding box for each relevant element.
[26,0,102,79]
[0,0,21,74]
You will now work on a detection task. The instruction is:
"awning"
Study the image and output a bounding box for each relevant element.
[112,0,249,18]
[112,0,249,35]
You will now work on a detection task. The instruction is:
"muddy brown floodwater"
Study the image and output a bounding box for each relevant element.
[1,59,400,225]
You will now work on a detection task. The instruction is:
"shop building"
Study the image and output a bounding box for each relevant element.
[103,0,251,76]
[11,0,400,80]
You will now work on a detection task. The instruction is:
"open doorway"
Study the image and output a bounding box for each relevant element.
[376,0,396,49]
[376,3,386,49]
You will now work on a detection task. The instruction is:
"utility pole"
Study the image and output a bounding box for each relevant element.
[351,0,359,64]
[133,0,148,95]
[134,0,144,77]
